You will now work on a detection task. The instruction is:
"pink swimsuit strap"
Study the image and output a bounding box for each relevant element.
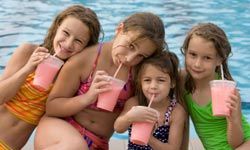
[76,43,133,111]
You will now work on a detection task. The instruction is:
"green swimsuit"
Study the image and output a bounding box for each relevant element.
[184,93,250,150]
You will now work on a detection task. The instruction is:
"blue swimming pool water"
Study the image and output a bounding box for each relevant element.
[0,0,250,139]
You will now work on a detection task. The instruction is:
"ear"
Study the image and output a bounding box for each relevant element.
[115,23,124,35]
[171,82,175,88]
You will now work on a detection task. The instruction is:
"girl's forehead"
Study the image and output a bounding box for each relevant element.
[123,30,142,42]
[188,36,217,54]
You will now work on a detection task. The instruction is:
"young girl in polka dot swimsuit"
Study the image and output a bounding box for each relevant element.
[114,51,187,150]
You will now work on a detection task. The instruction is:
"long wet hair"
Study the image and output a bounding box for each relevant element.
[181,23,233,93]
[41,4,102,55]
[134,51,181,106]
[122,12,167,55]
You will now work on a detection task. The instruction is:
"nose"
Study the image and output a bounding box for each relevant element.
[194,58,202,67]
[125,52,137,63]
[150,80,157,89]
[64,37,73,49]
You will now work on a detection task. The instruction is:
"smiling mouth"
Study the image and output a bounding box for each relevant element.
[192,69,203,74]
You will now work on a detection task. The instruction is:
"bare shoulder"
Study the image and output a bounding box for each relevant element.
[67,43,99,66]
[126,96,139,107]
[63,43,100,79]
[2,43,38,77]
[121,96,139,114]
[172,103,187,121]
[15,43,38,55]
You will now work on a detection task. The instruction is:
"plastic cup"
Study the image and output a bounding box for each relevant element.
[33,55,64,90]
[130,122,154,145]
[97,76,126,112]
[210,80,236,117]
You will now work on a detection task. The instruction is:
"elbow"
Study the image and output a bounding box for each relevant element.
[45,101,56,117]
[114,123,121,133]
[45,105,54,117]
[114,128,125,134]
[114,121,126,133]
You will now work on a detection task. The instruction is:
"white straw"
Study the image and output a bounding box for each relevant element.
[148,94,155,108]
[113,63,123,78]
[220,64,224,80]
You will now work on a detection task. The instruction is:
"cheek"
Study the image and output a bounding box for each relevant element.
[141,83,148,91]
[53,34,61,46]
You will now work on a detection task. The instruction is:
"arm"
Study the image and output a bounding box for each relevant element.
[46,49,111,117]
[114,96,159,133]
[148,104,186,150]
[114,97,137,133]
[227,89,244,148]
[0,43,48,104]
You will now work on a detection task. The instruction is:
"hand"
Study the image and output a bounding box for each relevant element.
[226,89,242,122]
[85,70,112,104]
[24,47,49,72]
[126,106,159,123]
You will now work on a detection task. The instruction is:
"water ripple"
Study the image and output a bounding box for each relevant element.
[0,0,250,101]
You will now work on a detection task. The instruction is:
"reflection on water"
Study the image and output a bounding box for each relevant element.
[1,0,250,139]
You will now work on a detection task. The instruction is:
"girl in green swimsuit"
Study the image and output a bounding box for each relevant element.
[181,23,250,150]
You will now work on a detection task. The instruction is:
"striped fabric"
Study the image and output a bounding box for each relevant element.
[0,140,11,150]
[4,72,51,125]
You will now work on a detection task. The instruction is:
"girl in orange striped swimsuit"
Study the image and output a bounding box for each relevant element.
[0,5,101,150]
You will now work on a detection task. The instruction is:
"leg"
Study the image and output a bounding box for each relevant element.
[34,116,88,150]
[235,140,250,150]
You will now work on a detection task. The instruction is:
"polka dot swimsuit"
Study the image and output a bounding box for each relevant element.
[128,99,177,150]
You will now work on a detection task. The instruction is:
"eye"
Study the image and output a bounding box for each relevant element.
[128,43,135,50]
[63,30,69,36]
[204,56,212,60]
[75,39,83,45]
[143,78,151,82]
[188,52,196,57]
[159,79,166,82]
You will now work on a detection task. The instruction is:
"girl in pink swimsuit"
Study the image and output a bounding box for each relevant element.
[35,12,166,150]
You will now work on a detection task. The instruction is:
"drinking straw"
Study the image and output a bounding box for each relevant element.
[220,64,224,80]
[147,94,155,108]
[113,63,123,78]
[53,52,57,57]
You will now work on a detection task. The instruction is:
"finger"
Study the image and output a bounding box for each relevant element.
[35,47,49,53]
[95,70,109,76]
[94,75,111,84]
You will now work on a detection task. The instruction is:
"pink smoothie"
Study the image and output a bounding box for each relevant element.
[33,56,64,90]
[210,80,236,117]
[131,122,154,145]
[97,76,125,111]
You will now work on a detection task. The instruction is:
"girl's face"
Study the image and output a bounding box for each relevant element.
[112,29,156,67]
[140,64,171,104]
[53,16,90,60]
[185,35,221,81]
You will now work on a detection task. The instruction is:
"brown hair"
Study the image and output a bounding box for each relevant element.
[181,23,233,93]
[122,12,166,55]
[134,51,182,106]
[41,4,102,55]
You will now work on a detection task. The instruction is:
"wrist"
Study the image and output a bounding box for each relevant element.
[22,64,35,75]
[124,113,133,124]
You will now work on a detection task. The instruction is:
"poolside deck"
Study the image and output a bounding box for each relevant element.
[22,137,204,150]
